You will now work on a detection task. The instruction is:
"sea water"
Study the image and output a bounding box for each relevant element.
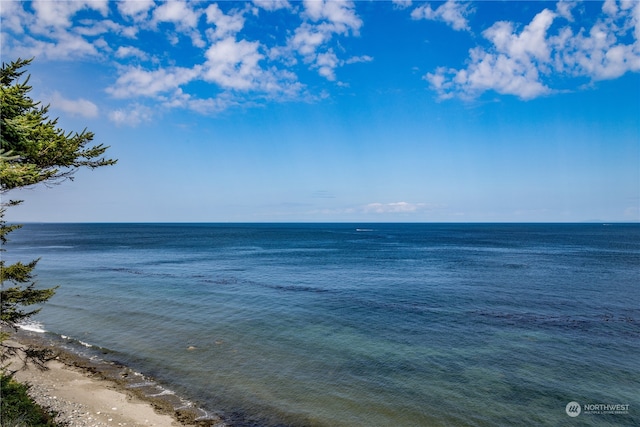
[4,223,639,426]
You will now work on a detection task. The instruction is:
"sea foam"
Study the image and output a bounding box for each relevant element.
[18,322,46,333]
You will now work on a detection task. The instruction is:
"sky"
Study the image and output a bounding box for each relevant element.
[1,0,639,223]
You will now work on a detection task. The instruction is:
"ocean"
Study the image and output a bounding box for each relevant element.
[4,223,639,426]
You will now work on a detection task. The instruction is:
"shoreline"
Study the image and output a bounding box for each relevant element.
[5,330,226,427]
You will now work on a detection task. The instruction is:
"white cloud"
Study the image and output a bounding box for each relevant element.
[252,0,291,11]
[437,48,551,100]
[1,0,363,109]
[286,1,363,81]
[426,8,556,100]
[346,55,374,64]
[152,0,204,47]
[290,23,331,57]
[411,0,472,32]
[153,0,199,28]
[555,0,577,21]
[202,37,264,90]
[163,89,239,114]
[31,0,108,31]
[363,202,425,214]
[108,104,154,126]
[107,66,201,98]
[12,31,100,60]
[200,35,304,98]
[483,10,556,63]
[427,1,640,100]
[550,0,640,81]
[57,31,102,57]
[1,1,107,60]
[117,0,155,21]
[74,19,126,37]
[115,46,149,61]
[50,91,99,118]
[0,1,31,33]
[205,4,246,41]
[105,28,303,112]
[315,50,340,80]
[262,69,305,99]
[303,0,362,35]
[392,0,413,10]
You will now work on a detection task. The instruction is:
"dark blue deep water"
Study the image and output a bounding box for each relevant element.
[5,223,639,426]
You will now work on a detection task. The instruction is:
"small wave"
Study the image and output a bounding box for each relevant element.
[175,402,194,410]
[60,334,94,349]
[18,322,46,333]
[356,228,374,232]
[148,388,175,397]
[126,381,156,389]
[195,409,226,424]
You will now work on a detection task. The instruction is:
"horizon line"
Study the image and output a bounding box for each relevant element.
[9,221,640,225]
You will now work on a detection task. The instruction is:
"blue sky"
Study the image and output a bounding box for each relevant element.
[2,0,639,222]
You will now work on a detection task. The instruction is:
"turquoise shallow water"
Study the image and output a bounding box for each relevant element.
[5,223,640,426]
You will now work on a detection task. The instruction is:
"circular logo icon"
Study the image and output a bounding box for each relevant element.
[566,401,581,417]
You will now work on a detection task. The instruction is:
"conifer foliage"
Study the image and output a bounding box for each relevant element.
[0,58,116,371]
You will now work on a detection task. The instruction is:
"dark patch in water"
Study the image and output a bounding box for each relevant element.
[200,277,240,285]
[472,310,639,336]
[268,284,331,293]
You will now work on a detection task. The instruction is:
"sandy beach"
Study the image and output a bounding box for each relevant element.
[4,337,224,427]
